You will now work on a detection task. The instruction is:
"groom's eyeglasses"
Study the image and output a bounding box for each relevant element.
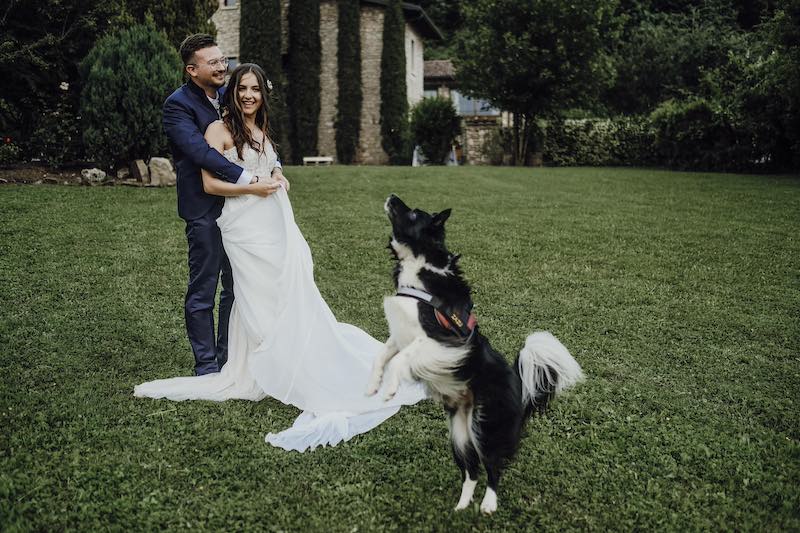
[190,57,229,69]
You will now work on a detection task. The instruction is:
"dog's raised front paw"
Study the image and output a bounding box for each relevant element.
[365,382,379,396]
[382,390,397,402]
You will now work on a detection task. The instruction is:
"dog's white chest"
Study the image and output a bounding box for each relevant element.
[383,296,425,346]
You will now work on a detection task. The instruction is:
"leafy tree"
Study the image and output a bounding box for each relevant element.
[0,0,219,163]
[416,0,464,59]
[757,0,800,168]
[605,7,742,115]
[286,0,321,164]
[335,0,362,164]
[410,97,461,164]
[0,0,121,157]
[80,20,183,170]
[455,0,617,165]
[121,0,218,48]
[380,0,409,164]
[240,0,289,160]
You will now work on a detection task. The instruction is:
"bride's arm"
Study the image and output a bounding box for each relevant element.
[202,123,279,197]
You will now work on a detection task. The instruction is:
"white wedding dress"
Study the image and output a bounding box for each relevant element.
[134,141,426,451]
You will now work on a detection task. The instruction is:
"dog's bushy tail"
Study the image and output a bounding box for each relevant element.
[514,331,583,414]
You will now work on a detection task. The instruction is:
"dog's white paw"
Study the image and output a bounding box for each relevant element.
[480,488,497,515]
[365,380,380,396]
[382,390,397,402]
[454,476,477,511]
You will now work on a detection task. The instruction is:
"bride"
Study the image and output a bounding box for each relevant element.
[135,63,426,451]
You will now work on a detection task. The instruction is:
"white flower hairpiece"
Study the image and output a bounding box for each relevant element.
[266,78,273,92]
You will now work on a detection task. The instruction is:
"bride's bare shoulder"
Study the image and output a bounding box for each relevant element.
[205,120,234,150]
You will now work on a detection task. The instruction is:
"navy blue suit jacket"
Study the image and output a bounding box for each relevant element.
[163,80,244,221]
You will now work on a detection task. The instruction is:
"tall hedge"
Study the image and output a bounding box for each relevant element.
[287,0,321,164]
[80,20,182,170]
[336,0,362,164]
[240,0,288,160]
[380,0,409,165]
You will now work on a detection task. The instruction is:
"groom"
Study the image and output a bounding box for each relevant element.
[163,33,285,375]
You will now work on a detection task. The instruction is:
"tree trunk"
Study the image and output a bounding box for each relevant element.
[512,114,520,166]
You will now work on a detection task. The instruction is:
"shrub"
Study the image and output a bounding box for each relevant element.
[336,0,362,164]
[542,117,655,167]
[380,0,410,165]
[80,20,182,170]
[483,127,513,166]
[409,97,462,164]
[287,0,321,164]
[29,96,84,167]
[649,98,743,171]
[0,142,21,165]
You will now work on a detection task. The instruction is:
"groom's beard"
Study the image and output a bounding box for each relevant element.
[210,70,227,87]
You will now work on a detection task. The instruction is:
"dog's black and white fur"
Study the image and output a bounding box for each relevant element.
[366,195,583,514]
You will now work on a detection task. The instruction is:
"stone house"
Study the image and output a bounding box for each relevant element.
[213,0,441,164]
[423,59,511,165]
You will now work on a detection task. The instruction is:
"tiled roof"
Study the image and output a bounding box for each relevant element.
[424,60,455,80]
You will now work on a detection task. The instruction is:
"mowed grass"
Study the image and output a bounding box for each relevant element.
[1,166,798,531]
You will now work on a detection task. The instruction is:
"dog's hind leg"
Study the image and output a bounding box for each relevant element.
[366,336,399,396]
[451,409,481,511]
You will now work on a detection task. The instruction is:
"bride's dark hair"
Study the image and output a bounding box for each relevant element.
[221,63,277,161]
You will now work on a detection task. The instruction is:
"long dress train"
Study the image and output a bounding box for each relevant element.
[134,141,426,451]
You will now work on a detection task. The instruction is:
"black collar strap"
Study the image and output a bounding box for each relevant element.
[396,286,477,340]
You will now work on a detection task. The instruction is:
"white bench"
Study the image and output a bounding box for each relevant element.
[303,156,334,166]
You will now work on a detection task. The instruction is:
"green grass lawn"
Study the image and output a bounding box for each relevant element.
[1,166,798,531]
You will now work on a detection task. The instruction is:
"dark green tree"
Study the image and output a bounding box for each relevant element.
[409,97,462,164]
[605,7,741,115]
[80,20,183,170]
[335,0,362,164]
[455,0,617,165]
[0,0,121,159]
[380,0,409,164]
[240,0,289,160]
[287,0,321,164]
[416,0,463,59]
[121,0,218,48]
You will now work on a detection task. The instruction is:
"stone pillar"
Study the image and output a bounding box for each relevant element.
[211,4,241,59]
[358,6,388,165]
[464,116,501,166]
[317,1,339,160]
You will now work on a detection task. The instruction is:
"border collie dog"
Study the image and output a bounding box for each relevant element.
[366,195,583,515]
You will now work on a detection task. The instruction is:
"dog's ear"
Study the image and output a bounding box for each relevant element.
[432,208,451,226]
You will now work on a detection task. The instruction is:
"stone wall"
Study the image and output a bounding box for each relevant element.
[211,5,240,58]
[358,6,387,165]
[213,1,429,165]
[317,1,338,160]
[464,116,500,166]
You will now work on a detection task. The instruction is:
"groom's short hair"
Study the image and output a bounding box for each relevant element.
[179,34,217,65]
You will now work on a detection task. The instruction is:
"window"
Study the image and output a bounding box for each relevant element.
[223,0,237,6]
[451,91,500,116]
[423,89,438,99]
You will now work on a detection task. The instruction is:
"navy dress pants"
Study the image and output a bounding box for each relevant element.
[184,207,234,375]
